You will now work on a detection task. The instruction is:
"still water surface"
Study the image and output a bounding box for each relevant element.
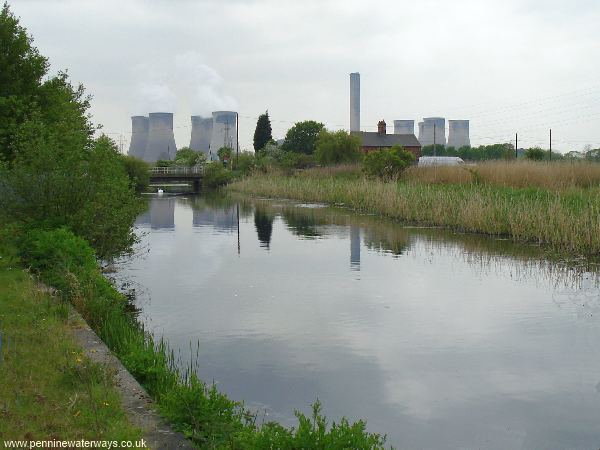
[115,194,600,449]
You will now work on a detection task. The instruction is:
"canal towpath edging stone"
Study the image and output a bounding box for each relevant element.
[69,308,194,450]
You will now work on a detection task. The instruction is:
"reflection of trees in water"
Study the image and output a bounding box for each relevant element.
[362,223,410,257]
[281,208,325,239]
[254,207,274,249]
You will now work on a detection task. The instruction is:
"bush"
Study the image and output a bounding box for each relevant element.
[232,151,256,175]
[203,161,233,188]
[363,146,415,181]
[120,155,149,192]
[174,147,206,167]
[314,130,362,165]
[525,147,545,161]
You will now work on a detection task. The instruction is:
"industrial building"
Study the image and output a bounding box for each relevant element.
[209,111,238,161]
[447,120,470,148]
[348,73,470,150]
[128,112,177,163]
[189,115,213,156]
[128,116,149,160]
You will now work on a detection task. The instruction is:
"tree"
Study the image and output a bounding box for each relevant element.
[175,147,205,166]
[363,146,415,180]
[314,130,361,165]
[253,110,272,151]
[217,146,232,163]
[525,147,545,161]
[0,4,141,259]
[281,120,324,154]
[120,155,149,192]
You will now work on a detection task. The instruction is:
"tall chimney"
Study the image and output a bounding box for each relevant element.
[190,115,213,157]
[128,116,149,159]
[377,120,386,135]
[144,112,177,162]
[350,72,360,132]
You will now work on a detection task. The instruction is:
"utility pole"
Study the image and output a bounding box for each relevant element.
[118,134,124,154]
[515,133,518,159]
[549,128,552,161]
[433,123,437,156]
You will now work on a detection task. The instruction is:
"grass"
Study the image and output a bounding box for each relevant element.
[0,243,142,443]
[404,160,600,189]
[229,163,600,257]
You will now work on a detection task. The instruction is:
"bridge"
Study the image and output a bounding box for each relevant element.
[149,165,204,192]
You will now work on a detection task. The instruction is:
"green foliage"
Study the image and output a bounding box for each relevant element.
[422,143,515,161]
[232,151,256,175]
[525,147,545,161]
[0,2,50,162]
[120,155,149,192]
[253,110,272,151]
[363,146,415,180]
[217,146,233,162]
[1,134,143,259]
[174,146,206,167]
[314,130,362,165]
[203,161,233,188]
[281,120,325,155]
[154,159,175,167]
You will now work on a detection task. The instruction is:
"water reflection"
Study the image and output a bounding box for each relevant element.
[120,194,600,450]
[254,207,274,249]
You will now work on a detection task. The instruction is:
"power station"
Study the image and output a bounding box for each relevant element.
[209,111,238,161]
[128,111,238,163]
[348,73,470,148]
[189,115,213,157]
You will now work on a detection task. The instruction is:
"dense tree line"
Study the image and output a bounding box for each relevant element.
[0,4,143,259]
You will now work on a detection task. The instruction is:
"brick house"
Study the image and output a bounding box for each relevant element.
[351,120,421,159]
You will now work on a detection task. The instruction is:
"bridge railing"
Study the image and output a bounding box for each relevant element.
[149,165,204,175]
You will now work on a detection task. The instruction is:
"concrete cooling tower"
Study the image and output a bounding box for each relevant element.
[144,112,177,162]
[393,120,414,135]
[189,116,213,156]
[209,111,237,161]
[419,117,446,147]
[447,120,470,148]
[128,116,149,159]
[350,72,360,132]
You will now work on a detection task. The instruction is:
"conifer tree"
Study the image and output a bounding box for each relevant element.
[253,111,272,151]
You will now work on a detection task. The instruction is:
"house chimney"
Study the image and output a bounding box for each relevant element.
[377,120,387,135]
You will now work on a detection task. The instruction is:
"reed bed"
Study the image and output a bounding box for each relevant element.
[405,160,600,190]
[230,174,600,256]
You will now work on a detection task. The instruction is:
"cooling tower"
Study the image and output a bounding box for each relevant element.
[393,120,415,135]
[447,120,470,148]
[350,72,360,132]
[189,116,213,156]
[419,117,446,147]
[418,122,424,142]
[144,112,177,163]
[128,116,149,159]
[209,111,237,161]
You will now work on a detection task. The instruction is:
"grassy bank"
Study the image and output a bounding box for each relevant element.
[0,238,142,443]
[229,163,600,257]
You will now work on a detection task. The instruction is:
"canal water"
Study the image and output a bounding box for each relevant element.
[115,194,600,449]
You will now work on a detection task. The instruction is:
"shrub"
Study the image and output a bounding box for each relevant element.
[314,130,362,165]
[232,151,256,175]
[203,161,233,188]
[525,147,545,161]
[120,155,149,192]
[363,146,415,181]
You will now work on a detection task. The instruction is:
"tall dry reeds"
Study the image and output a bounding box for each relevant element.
[230,173,600,256]
[405,160,600,190]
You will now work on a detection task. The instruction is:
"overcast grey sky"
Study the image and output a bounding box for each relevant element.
[10,0,600,152]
